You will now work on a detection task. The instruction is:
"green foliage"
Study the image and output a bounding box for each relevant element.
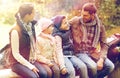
[0,0,119,27]
[98,0,120,29]
[109,0,120,26]
[0,10,15,25]
[0,1,18,25]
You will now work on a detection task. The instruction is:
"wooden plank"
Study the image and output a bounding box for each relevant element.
[0,69,21,78]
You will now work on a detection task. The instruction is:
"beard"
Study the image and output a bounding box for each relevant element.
[83,18,93,23]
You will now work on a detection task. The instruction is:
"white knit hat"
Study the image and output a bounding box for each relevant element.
[38,18,53,32]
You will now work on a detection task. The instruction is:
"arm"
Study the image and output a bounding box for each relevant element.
[11,30,35,70]
[99,23,108,59]
[54,35,66,70]
[97,23,108,70]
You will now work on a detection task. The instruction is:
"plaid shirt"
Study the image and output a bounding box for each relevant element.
[80,25,96,52]
[70,16,108,58]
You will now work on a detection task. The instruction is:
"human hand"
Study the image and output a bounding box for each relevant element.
[48,62,54,67]
[61,67,68,75]
[112,47,120,53]
[32,67,39,77]
[97,58,104,70]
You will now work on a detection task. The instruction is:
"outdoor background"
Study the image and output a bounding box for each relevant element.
[0,0,120,48]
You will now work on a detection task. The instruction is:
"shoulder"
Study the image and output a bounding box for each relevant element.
[69,16,81,25]
[9,24,19,35]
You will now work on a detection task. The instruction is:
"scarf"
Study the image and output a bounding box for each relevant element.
[24,23,37,63]
[80,14,100,48]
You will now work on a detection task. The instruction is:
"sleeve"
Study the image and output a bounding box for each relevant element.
[36,37,51,64]
[51,37,59,64]
[55,35,66,70]
[69,16,79,26]
[11,30,35,70]
[99,23,108,59]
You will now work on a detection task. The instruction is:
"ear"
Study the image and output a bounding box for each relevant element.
[91,13,95,19]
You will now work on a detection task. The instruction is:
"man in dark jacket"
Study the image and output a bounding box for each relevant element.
[69,3,114,78]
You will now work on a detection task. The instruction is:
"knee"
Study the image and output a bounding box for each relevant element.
[52,66,60,78]
[76,63,87,72]
[67,67,75,76]
[108,62,115,73]
[39,70,48,78]
[80,63,87,70]
[91,65,97,70]
[105,59,115,73]
[89,64,97,74]
[27,73,38,78]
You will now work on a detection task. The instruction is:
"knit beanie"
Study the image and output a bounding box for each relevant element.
[38,18,53,32]
[51,15,65,29]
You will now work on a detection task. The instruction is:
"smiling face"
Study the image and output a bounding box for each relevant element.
[59,18,70,30]
[81,10,94,23]
[81,3,97,23]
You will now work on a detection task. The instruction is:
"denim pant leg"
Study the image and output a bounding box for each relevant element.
[51,62,60,78]
[76,53,97,78]
[97,58,115,78]
[70,56,88,78]
[63,57,76,78]
[40,63,52,78]
[11,63,39,78]
[33,61,48,78]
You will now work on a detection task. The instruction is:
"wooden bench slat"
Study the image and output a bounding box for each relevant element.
[0,69,21,78]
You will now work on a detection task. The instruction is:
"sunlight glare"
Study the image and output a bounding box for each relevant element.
[1,0,13,6]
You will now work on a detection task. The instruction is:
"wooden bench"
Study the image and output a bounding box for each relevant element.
[0,68,80,78]
[0,69,21,78]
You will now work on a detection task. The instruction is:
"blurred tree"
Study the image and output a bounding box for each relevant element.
[0,0,119,28]
[98,0,116,29]
[98,0,120,29]
[110,0,120,26]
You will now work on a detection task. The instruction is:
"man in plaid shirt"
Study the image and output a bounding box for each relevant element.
[69,3,114,78]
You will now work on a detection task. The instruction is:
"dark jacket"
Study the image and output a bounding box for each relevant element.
[8,19,36,66]
[52,15,74,55]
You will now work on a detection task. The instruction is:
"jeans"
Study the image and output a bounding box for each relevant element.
[41,62,60,78]
[76,53,114,78]
[12,61,48,78]
[76,53,98,78]
[51,62,60,78]
[61,57,76,78]
[70,56,88,78]
[97,58,114,78]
